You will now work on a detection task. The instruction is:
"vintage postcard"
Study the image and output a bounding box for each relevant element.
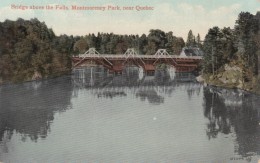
[0,0,259,162]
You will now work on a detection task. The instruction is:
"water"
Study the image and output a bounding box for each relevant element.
[0,67,259,162]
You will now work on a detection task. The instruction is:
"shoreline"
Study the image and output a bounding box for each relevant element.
[0,71,72,87]
[196,74,260,95]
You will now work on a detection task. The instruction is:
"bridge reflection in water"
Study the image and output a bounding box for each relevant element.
[72,66,200,104]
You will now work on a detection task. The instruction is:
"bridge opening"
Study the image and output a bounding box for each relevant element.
[72,66,110,87]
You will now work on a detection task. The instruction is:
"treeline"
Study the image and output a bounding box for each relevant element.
[0,18,77,83]
[202,12,260,83]
[0,18,195,83]
[73,29,186,55]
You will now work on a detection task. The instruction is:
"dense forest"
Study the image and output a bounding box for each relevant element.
[0,18,75,83]
[73,30,187,55]
[202,11,260,89]
[0,18,202,83]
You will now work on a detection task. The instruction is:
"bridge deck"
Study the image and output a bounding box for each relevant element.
[73,55,202,60]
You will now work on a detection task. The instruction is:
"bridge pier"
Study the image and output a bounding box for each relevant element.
[145,70,155,76]
[114,71,123,75]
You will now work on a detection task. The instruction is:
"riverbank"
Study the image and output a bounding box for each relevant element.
[0,70,71,86]
[197,64,260,94]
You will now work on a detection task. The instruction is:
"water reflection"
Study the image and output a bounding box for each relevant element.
[203,86,260,158]
[0,77,73,143]
[136,89,164,104]
[0,66,259,162]
[72,66,201,105]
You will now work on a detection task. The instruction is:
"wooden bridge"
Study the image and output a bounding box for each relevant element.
[72,48,202,73]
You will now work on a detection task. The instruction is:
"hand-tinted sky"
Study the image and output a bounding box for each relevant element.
[0,0,259,39]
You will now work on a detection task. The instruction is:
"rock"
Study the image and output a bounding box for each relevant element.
[217,73,222,78]
[219,77,227,84]
[238,83,243,89]
[196,75,204,83]
[224,64,241,72]
[206,64,245,90]
[218,64,243,85]
[32,71,42,80]
[224,64,231,71]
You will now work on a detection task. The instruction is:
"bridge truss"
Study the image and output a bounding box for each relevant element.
[72,48,202,73]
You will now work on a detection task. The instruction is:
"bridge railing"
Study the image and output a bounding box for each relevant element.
[74,48,203,60]
[74,54,202,59]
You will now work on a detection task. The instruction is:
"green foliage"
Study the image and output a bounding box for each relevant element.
[186,30,202,48]
[72,29,184,55]
[202,11,260,86]
[196,34,202,49]
[73,38,88,53]
[235,12,259,78]
[186,30,195,47]
[203,27,236,74]
[165,31,185,55]
[0,18,77,83]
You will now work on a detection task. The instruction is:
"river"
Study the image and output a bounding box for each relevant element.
[0,66,259,162]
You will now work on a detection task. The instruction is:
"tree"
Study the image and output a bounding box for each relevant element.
[235,12,259,80]
[73,38,88,53]
[165,32,174,54]
[203,27,220,74]
[196,33,203,48]
[186,30,195,47]
[0,18,75,82]
[202,27,236,74]
[145,29,167,55]
[139,34,148,54]
[172,37,185,55]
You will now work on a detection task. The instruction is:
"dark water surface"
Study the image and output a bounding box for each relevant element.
[0,67,259,162]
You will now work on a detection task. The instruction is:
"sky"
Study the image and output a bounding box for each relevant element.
[0,0,259,39]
